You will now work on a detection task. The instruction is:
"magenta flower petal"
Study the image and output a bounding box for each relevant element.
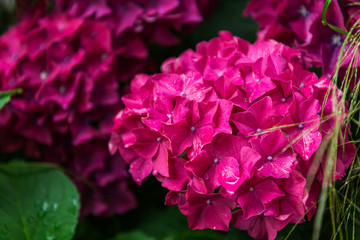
[179,186,236,231]
[232,209,292,240]
[129,157,153,185]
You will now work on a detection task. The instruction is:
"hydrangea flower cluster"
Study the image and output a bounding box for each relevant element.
[0,0,217,217]
[0,12,137,217]
[244,0,359,78]
[55,0,217,47]
[110,31,356,239]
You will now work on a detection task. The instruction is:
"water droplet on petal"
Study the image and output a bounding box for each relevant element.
[256,128,262,133]
[156,137,161,142]
[206,199,211,205]
[298,124,304,129]
[101,53,108,61]
[249,187,254,191]
[11,53,17,61]
[299,82,305,89]
[214,158,219,164]
[331,35,342,46]
[190,126,196,132]
[299,5,309,17]
[267,156,273,161]
[59,86,66,95]
[281,98,286,102]
[167,114,172,119]
[8,78,14,87]
[40,71,48,81]
[63,56,70,63]
[180,91,185,96]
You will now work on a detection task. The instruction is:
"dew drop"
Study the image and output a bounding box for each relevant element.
[206,199,211,205]
[281,98,286,102]
[249,187,254,192]
[63,56,70,63]
[42,201,49,211]
[8,78,14,87]
[46,234,55,240]
[298,124,304,129]
[71,198,78,207]
[53,203,58,211]
[156,137,161,142]
[299,5,309,17]
[190,126,196,132]
[267,156,273,161]
[299,82,305,89]
[180,91,185,96]
[11,53,17,61]
[256,128,262,133]
[214,158,219,164]
[331,35,342,46]
[101,53,108,61]
[59,85,66,95]
[40,71,48,81]
[167,114,172,119]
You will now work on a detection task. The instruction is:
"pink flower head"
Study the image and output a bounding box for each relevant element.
[0,12,137,217]
[110,31,356,239]
[244,0,360,86]
[55,0,217,45]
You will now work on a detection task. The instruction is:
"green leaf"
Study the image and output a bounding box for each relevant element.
[321,0,348,36]
[0,161,80,240]
[0,89,22,110]
[112,231,155,240]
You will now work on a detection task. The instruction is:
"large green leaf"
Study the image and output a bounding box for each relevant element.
[112,231,155,240]
[0,161,80,240]
[0,89,22,110]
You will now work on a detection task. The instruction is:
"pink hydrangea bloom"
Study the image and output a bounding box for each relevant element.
[244,0,359,78]
[0,0,218,217]
[110,31,356,239]
[55,0,218,46]
[0,12,137,217]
